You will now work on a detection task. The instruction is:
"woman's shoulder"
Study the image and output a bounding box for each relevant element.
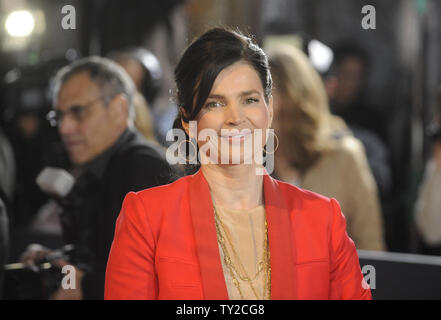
[274,177,334,208]
[274,177,343,227]
[119,173,193,230]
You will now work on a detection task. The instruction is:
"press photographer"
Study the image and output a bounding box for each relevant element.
[19,56,174,299]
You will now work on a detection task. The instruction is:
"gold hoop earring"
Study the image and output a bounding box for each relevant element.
[178,139,198,162]
[264,131,279,155]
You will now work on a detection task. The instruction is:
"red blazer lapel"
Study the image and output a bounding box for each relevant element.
[263,173,297,299]
[188,170,229,299]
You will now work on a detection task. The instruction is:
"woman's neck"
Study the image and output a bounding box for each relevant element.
[201,164,264,210]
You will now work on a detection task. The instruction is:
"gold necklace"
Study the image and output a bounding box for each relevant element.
[214,208,271,300]
[215,210,267,281]
[213,205,271,300]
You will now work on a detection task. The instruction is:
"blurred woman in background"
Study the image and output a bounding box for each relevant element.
[414,87,441,256]
[132,91,159,143]
[269,45,385,251]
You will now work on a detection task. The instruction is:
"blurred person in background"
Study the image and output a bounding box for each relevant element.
[414,89,441,256]
[132,91,158,143]
[109,48,165,144]
[269,45,385,251]
[325,42,392,202]
[98,1,188,147]
[7,109,56,229]
[1,63,69,240]
[20,56,175,299]
[0,126,15,299]
[108,48,162,105]
[0,196,7,299]
[0,126,15,205]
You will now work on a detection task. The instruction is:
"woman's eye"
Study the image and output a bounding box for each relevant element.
[206,101,223,108]
[245,97,259,104]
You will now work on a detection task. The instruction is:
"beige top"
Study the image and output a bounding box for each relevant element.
[415,159,441,245]
[214,204,270,300]
[296,135,385,251]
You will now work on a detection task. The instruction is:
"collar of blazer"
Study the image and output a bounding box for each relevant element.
[188,169,297,299]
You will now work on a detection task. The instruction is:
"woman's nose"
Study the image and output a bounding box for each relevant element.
[225,102,244,126]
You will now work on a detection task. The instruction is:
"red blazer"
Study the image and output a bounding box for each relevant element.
[105,169,371,300]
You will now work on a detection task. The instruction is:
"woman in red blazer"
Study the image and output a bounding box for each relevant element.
[105,28,371,300]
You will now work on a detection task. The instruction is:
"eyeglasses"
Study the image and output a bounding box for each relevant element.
[46,94,113,127]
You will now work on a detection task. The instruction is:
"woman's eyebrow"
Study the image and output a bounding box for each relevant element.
[207,90,260,99]
[239,90,260,97]
[207,94,225,100]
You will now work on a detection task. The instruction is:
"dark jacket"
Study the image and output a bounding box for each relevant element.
[0,194,8,300]
[0,128,13,299]
[59,128,176,299]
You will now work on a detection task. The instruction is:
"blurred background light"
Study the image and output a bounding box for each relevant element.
[5,10,35,37]
[307,39,333,74]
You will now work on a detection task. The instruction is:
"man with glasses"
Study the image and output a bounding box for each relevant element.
[21,56,174,299]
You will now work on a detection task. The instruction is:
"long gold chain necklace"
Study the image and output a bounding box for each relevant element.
[215,211,268,283]
[213,205,271,300]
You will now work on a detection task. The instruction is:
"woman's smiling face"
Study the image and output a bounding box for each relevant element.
[191,61,273,165]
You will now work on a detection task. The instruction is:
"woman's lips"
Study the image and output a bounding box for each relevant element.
[220,129,252,142]
[222,135,251,143]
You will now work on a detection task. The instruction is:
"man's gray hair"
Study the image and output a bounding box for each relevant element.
[51,56,136,123]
